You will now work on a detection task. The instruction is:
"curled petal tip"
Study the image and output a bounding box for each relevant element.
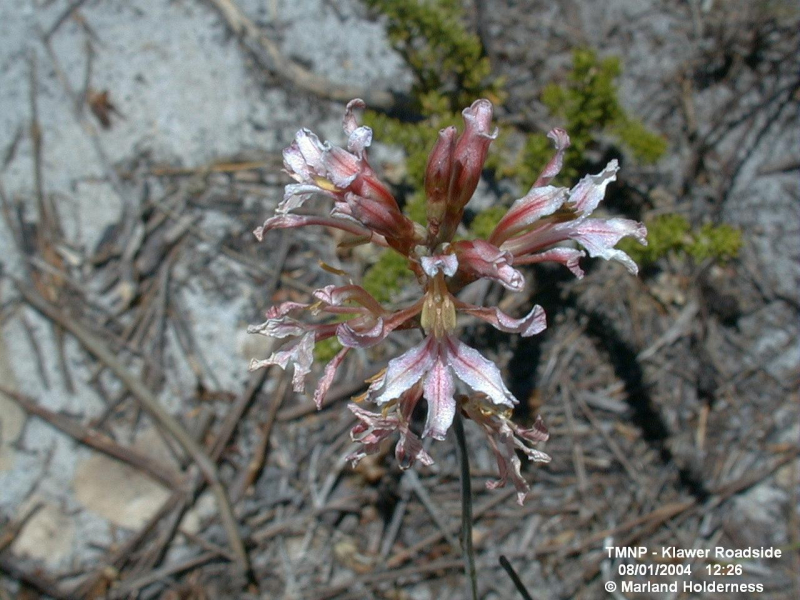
[633,222,648,245]
[346,98,366,111]
[459,304,546,337]
[344,99,368,139]
[547,127,570,150]
[462,99,496,136]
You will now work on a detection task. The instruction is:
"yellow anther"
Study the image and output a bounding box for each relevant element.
[312,176,341,192]
[421,273,457,338]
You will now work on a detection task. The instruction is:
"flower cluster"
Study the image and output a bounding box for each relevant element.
[249,99,646,504]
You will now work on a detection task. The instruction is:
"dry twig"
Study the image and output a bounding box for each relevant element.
[205,0,398,111]
[14,283,250,576]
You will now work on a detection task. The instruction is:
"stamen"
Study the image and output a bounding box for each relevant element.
[312,175,340,192]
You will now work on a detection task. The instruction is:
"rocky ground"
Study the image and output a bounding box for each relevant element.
[0,1,797,599]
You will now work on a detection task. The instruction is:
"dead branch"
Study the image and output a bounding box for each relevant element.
[0,554,77,600]
[205,0,398,111]
[14,282,250,577]
[0,385,183,489]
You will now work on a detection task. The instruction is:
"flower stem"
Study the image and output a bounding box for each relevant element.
[453,407,478,600]
[499,555,534,600]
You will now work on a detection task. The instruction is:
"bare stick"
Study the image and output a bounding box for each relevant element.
[386,486,515,568]
[111,551,218,596]
[0,555,77,600]
[14,283,250,576]
[0,385,182,489]
[43,0,92,40]
[405,469,460,552]
[230,370,285,502]
[205,0,398,111]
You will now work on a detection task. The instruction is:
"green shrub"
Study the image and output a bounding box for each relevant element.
[362,249,415,304]
[363,0,503,110]
[619,214,741,265]
[686,223,742,261]
[515,49,667,188]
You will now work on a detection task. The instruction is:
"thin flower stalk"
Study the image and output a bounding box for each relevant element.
[249,98,647,504]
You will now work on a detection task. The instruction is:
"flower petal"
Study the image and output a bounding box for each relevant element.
[448,99,498,212]
[337,317,385,348]
[277,183,331,215]
[248,332,315,393]
[453,240,525,292]
[559,217,647,274]
[343,98,366,137]
[283,128,326,177]
[483,432,530,505]
[513,247,586,278]
[313,284,386,316]
[395,387,434,468]
[458,304,546,337]
[294,129,326,169]
[420,253,458,278]
[396,426,434,468]
[283,143,313,181]
[425,126,458,232]
[422,357,456,440]
[347,126,373,157]
[502,216,647,275]
[344,192,416,246]
[489,185,568,246]
[462,396,550,505]
[254,214,373,241]
[313,347,349,408]
[346,393,433,469]
[265,301,309,319]
[512,414,550,444]
[370,336,437,405]
[246,316,306,338]
[347,404,395,465]
[532,128,571,188]
[567,159,619,215]
[445,336,517,407]
[323,146,361,189]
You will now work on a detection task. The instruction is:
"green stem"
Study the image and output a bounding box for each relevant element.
[453,407,478,600]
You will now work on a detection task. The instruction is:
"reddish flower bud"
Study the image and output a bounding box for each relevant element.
[424,126,457,240]
[449,100,497,207]
[344,192,417,254]
[438,99,498,243]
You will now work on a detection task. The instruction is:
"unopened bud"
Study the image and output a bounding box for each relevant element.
[448,99,497,212]
[425,126,457,237]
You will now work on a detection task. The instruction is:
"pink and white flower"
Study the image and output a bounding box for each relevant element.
[249,98,646,503]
